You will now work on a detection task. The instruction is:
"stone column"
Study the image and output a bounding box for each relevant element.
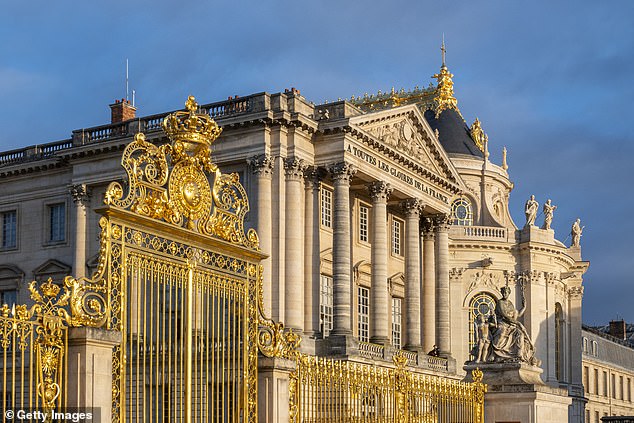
[329,162,356,336]
[248,155,275,316]
[69,184,90,278]
[66,327,121,422]
[367,181,392,344]
[421,218,436,353]
[568,284,585,422]
[304,169,321,336]
[284,158,307,331]
[434,214,451,357]
[402,198,423,351]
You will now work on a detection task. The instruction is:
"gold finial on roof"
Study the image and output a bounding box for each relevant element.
[432,37,459,116]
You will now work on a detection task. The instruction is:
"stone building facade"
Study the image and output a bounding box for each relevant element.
[0,58,590,421]
[582,324,634,422]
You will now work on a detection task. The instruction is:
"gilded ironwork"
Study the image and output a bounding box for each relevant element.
[289,350,486,423]
[0,278,74,414]
[469,118,488,153]
[104,95,259,250]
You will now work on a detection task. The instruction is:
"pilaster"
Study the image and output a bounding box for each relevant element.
[304,168,321,337]
[248,154,275,316]
[69,184,90,279]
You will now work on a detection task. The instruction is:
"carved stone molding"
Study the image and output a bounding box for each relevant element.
[449,267,466,281]
[568,286,584,299]
[68,184,91,207]
[467,270,501,294]
[303,167,321,190]
[401,198,423,217]
[329,162,356,184]
[247,154,274,177]
[367,181,392,202]
[284,158,307,181]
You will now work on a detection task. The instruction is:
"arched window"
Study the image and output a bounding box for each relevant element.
[468,292,496,360]
[555,303,564,380]
[451,198,473,226]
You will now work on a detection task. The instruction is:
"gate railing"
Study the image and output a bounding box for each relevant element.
[0,279,73,419]
[289,353,486,423]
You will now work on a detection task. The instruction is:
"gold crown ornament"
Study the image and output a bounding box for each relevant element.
[162,96,222,156]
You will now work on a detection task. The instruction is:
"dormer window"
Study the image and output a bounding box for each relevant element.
[451,198,473,226]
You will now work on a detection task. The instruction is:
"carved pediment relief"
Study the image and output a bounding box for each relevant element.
[33,259,72,283]
[360,116,444,175]
[348,106,467,192]
[466,270,503,295]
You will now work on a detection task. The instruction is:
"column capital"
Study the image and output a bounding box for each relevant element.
[303,167,322,189]
[433,213,451,232]
[367,181,392,202]
[421,216,435,237]
[329,162,356,184]
[401,198,423,217]
[68,184,91,207]
[247,153,275,177]
[284,157,308,181]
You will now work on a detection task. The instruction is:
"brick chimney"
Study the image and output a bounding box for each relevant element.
[609,320,627,340]
[109,98,136,123]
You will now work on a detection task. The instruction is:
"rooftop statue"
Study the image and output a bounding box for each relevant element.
[571,218,584,247]
[541,199,557,230]
[524,195,539,228]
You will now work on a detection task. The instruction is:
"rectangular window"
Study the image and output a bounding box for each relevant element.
[359,205,369,243]
[392,297,402,350]
[358,286,369,343]
[391,218,402,256]
[612,374,616,399]
[0,290,17,307]
[595,411,600,423]
[49,203,65,242]
[584,366,589,394]
[628,377,631,402]
[320,187,332,228]
[594,369,599,395]
[603,371,608,396]
[620,375,624,400]
[1,210,17,249]
[319,275,333,337]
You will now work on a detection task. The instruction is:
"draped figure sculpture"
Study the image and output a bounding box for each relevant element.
[524,195,539,228]
[489,286,541,366]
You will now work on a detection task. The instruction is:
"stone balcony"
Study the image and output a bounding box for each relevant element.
[358,341,449,372]
[449,225,513,243]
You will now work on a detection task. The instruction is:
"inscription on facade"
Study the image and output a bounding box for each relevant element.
[346,143,448,204]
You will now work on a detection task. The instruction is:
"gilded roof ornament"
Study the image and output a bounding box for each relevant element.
[104,95,260,250]
[469,118,488,153]
[432,39,459,116]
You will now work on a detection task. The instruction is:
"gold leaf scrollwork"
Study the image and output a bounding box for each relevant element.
[103,96,259,251]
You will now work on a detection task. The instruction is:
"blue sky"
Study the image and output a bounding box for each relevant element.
[1,1,633,324]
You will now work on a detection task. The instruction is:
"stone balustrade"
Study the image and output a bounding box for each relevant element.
[450,225,509,242]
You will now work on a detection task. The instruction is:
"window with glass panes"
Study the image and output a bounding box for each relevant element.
[391,218,402,256]
[49,203,65,242]
[359,205,369,243]
[1,210,17,249]
[0,290,17,307]
[320,275,333,337]
[320,187,332,228]
[358,287,369,342]
[392,297,402,349]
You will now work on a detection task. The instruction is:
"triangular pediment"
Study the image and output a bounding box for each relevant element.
[349,105,465,190]
[33,259,71,279]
